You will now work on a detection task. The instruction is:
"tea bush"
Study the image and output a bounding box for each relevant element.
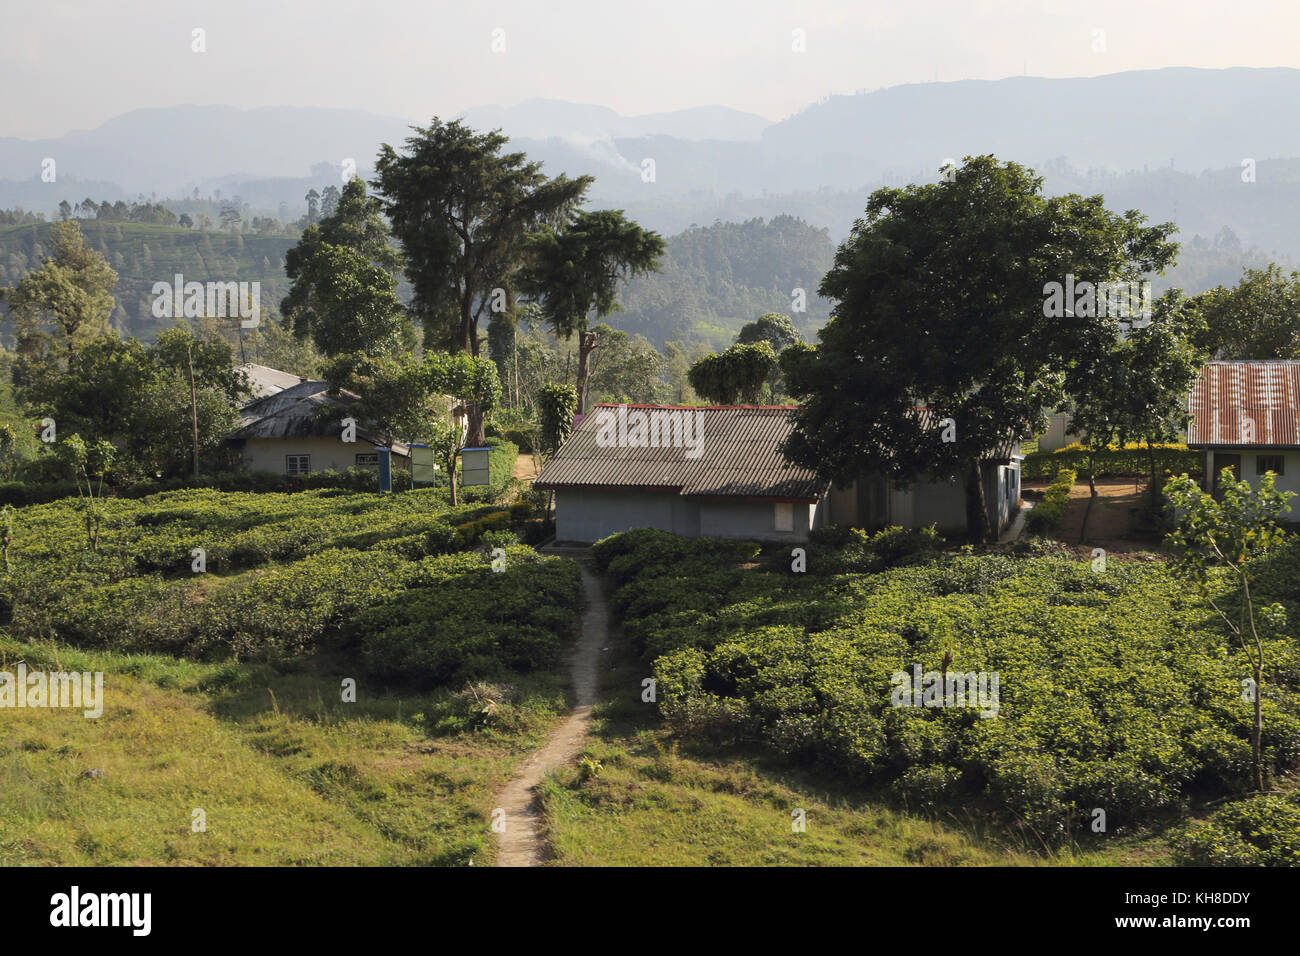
[1175,791,1300,866]
[598,529,1300,837]
[0,487,581,683]
[1024,468,1076,535]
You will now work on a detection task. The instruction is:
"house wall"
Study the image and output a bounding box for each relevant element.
[698,499,815,541]
[553,489,817,543]
[1038,411,1082,452]
[238,438,409,475]
[828,461,1021,536]
[1205,448,1300,498]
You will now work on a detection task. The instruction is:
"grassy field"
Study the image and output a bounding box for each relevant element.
[0,481,585,866]
[0,635,569,866]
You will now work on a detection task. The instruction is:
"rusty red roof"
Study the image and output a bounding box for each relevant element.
[1187,361,1300,448]
[534,404,827,500]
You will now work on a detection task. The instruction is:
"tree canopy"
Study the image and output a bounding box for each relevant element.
[781,155,1179,541]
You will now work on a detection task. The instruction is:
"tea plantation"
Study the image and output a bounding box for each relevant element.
[0,486,583,865]
[585,528,1300,861]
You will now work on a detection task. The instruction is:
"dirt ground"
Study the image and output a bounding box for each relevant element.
[494,561,605,866]
[512,454,540,482]
[1021,476,1167,558]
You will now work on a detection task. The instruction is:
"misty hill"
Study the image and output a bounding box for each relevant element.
[457,99,771,142]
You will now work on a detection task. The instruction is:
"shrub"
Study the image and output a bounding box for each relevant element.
[1024,468,1075,535]
[1175,793,1300,866]
[1022,443,1200,480]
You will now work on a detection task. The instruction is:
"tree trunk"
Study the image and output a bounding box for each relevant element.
[187,344,201,479]
[1078,461,1098,543]
[963,458,991,544]
[1146,440,1158,513]
[465,403,486,448]
[1252,660,1264,791]
[448,458,459,507]
[576,329,597,414]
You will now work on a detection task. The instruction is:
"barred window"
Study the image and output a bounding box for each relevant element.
[1256,455,1285,477]
[286,455,311,476]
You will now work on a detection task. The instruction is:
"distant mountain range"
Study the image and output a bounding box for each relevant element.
[3,67,1299,256]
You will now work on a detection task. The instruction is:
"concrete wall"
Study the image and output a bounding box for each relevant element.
[826,461,1021,536]
[1206,448,1300,498]
[1038,411,1082,452]
[238,437,408,475]
[553,488,817,543]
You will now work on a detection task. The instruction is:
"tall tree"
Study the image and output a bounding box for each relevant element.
[736,311,802,401]
[281,177,408,358]
[781,155,1178,543]
[373,118,592,356]
[521,209,664,413]
[1066,290,1206,540]
[689,341,777,405]
[1165,469,1294,792]
[3,220,117,363]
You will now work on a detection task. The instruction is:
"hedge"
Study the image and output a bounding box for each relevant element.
[1023,468,1076,535]
[1022,443,1201,481]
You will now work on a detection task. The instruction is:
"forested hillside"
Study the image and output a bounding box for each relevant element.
[0,214,837,349]
[614,215,836,348]
[0,221,295,340]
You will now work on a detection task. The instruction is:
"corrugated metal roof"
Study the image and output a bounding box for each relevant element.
[1187,361,1300,447]
[534,404,827,500]
[229,380,409,455]
[236,363,306,401]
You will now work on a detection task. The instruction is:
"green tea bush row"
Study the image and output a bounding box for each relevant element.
[597,529,1300,837]
[1024,468,1076,535]
[1174,791,1300,866]
[350,546,582,687]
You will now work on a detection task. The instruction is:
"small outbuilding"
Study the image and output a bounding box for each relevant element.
[1187,360,1300,497]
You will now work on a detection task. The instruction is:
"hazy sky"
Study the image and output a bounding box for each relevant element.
[3,0,1298,139]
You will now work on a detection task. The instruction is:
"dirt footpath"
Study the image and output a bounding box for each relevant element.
[493,562,605,866]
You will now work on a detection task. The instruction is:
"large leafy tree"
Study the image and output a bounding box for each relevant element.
[1191,264,1300,360]
[688,341,777,405]
[782,156,1178,542]
[423,350,501,447]
[521,209,664,413]
[148,325,250,477]
[281,177,408,357]
[22,331,244,479]
[322,352,444,449]
[4,220,117,364]
[373,118,592,356]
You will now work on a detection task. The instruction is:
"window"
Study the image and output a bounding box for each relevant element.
[286,455,311,476]
[1256,454,1285,477]
[355,453,379,468]
[773,502,794,532]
